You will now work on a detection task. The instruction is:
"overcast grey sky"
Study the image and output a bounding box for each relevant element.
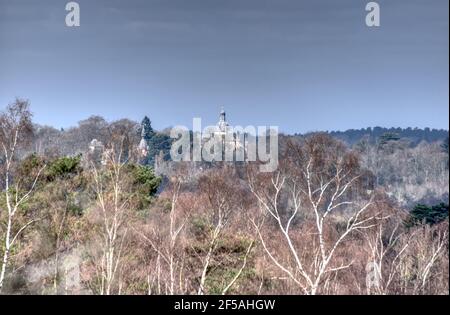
[0,0,448,133]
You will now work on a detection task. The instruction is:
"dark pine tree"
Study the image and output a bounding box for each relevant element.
[139,116,172,166]
[406,203,449,227]
[147,133,172,166]
[141,116,154,141]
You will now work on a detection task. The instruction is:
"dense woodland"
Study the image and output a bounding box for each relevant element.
[0,99,448,295]
[314,127,447,147]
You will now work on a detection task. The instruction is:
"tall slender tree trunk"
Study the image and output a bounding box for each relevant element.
[0,216,12,292]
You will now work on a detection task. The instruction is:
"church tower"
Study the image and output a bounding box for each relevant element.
[138,123,149,161]
[218,107,228,132]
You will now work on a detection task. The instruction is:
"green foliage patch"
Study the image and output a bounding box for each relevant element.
[406,203,449,227]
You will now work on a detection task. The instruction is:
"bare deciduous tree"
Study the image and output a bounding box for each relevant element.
[196,167,254,295]
[248,135,378,295]
[133,176,191,295]
[397,223,448,294]
[0,99,45,292]
[363,215,409,294]
[89,136,135,295]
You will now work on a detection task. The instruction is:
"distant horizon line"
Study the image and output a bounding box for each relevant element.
[31,119,449,136]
